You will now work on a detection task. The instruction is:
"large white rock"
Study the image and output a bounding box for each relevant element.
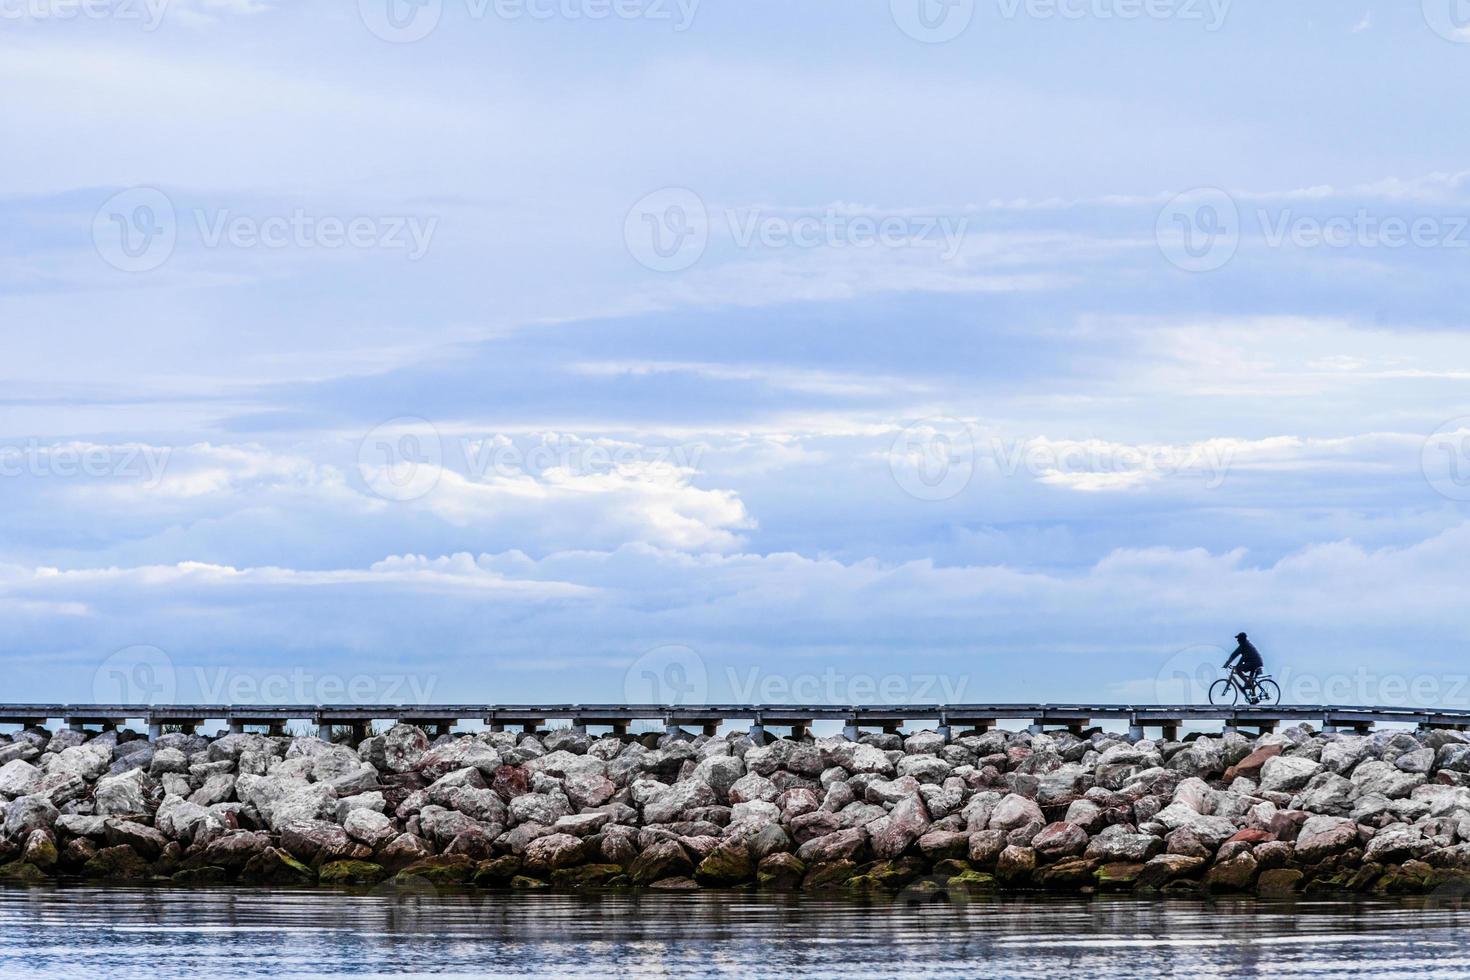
[344,808,397,848]
[94,769,151,815]
[1259,755,1322,793]
[0,759,41,798]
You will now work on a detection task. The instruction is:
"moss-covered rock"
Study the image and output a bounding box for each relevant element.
[1094,862,1146,891]
[22,831,58,870]
[551,864,626,888]
[319,861,387,885]
[472,855,523,887]
[861,857,927,890]
[1374,860,1434,895]
[509,875,548,890]
[801,858,857,890]
[239,848,316,885]
[946,870,999,893]
[394,855,474,886]
[1255,868,1303,897]
[694,841,754,887]
[1034,857,1098,890]
[0,861,48,882]
[171,866,229,885]
[756,852,804,890]
[83,845,149,880]
[649,876,700,890]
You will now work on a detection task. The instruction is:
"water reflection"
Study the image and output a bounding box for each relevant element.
[1,885,1467,978]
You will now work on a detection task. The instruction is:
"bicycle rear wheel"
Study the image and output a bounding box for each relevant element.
[1208,678,1239,706]
[1255,679,1281,706]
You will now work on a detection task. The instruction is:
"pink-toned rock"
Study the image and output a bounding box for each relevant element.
[1032,821,1089,860]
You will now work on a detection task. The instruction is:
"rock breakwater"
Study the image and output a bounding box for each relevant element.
[3,721,1470,897]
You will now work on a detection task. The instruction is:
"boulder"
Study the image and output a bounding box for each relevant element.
[1031,821,1088,860]
[1222,744,1282,782]
[629,840,694,885]
[1294,816,1360,862]
[0,759,41,798]
[4,795,58,839]
[522,833,587,874]
[988,795,1045,833]
[1085,832,1164,863]
[94,770,151,816]
[868,794,931,859]
[1258,756,1322,794]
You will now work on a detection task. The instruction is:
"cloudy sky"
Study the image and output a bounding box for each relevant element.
[3,0,1469,712]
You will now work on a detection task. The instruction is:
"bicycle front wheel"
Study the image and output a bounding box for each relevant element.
[1208,678,1239,706]
[1255,679,1281,706]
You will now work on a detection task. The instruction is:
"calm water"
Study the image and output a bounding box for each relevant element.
[3,884,1470,978]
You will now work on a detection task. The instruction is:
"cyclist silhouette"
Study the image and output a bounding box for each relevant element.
[1224,632,1264,698]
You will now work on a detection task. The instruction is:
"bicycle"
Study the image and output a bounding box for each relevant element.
[1209,665,1281,706]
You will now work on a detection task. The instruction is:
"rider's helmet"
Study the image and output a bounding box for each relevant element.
[1235,632,1248,640]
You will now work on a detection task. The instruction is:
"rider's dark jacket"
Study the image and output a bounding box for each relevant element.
[1227,638,1263,673]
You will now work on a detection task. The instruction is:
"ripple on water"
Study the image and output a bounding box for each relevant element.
[1,886,1469,979]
